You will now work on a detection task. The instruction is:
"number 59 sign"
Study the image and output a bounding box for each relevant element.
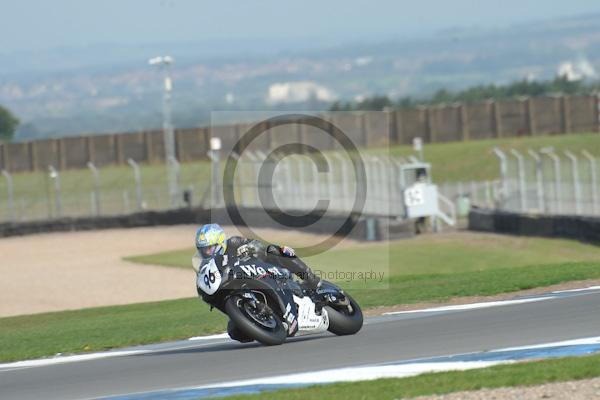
[404,184,425,207]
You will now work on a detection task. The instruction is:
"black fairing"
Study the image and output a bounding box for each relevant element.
[197,255,299,325]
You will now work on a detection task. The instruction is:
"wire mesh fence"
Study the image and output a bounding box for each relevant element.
[490,148,600,216]
[0,153,448,224]
[226,153,419,218]
[0,161,212,223]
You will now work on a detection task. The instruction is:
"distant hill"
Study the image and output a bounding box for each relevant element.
[2,12,600,140]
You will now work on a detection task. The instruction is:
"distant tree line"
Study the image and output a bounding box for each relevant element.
[0,105,19,142]
[329,77,600,111]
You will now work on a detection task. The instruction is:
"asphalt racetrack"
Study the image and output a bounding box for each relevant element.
[2,287,600,400]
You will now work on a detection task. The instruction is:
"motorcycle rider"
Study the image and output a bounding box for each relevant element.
[193,223,321,290]
[193,223,321,343]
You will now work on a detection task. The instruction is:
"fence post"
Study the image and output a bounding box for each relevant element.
[1,170,15,222]
[29,141,37,171]
[87,162,101,217]
[127,158,144,211]
[595,93,600,133]
[459,104,470,141]
[48,165,62,218]
[289,156,302,210]
[356,113,367,147]
[0,143,5,170]
[144,131,154,163]
[2,143,10,172]
[540,149,562,214]
[527,149,545,213]
[492,148,508,208]
[86,136,95,164]
[581,150,598,215]
[419,107,432,143]
[510,149,527,211]
[122,190,130,214]
[525,98,537,136]
[168,156,181,208]
[561,95,572,133]
[485,180,492,208]
[244,151,261,208]
[115,134,125,165]
[333,153,350,212]
[57,139,66,170]
[492,101,503,138]
[564,151,582,215]
[175,129,185,162]
[470,180,478,206]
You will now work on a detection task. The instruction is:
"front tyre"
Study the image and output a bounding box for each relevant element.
[225,295,287,346]
[325,293,363,336]
[227,320,254,343]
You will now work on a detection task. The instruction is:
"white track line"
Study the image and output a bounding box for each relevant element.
[496,336,600,352]
[0,333,230,371]
[197,361,503,388]
[383,296,554,315]
[188,333,229,341]
[551,285,600,294]
[136,335,600,397]
[0,350,145,371]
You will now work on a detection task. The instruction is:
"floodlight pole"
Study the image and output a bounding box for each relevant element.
[510,149,527,212]
[208,137,222,208]
[582,150,598,215]
[149,55,177,207]
[564,150,582,215]
[527,149,545,213]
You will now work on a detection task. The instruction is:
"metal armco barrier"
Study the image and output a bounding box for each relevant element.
[469,207,600,244]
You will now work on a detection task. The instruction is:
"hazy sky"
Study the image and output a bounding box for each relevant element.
[2,0,600,54]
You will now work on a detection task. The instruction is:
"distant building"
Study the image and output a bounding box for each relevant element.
[557,58,597,81]
[267,81,336,104]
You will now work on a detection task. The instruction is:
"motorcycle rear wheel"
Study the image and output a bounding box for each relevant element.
[225,295,287,346]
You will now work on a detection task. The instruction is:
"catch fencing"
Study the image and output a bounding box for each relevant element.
[0,159,210,224]
[3,146,596,225]
[0,151,462,225]
[489,148,600,216]
[229,152,407,217]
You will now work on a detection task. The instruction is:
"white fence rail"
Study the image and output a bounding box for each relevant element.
[490,147,600,216]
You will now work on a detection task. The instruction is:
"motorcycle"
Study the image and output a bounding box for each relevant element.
[195,253,363,345]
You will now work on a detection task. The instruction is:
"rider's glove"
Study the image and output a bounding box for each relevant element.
[281,246,296,257]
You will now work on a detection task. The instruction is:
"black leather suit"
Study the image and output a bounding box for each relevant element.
[224,236,320,289]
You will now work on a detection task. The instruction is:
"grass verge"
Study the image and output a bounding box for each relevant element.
[2,261,600,362]
[125,234,600,277]
[217,353,600,400]
[0,298,226,363]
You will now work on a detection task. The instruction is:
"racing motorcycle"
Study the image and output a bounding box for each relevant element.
[195,253,363,345]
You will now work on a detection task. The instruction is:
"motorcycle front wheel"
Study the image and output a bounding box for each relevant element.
[325,292,363,336]
[225,295,287,346]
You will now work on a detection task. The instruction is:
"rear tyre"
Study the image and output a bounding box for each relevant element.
[325,293,363,336]
[225,295,287,346]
